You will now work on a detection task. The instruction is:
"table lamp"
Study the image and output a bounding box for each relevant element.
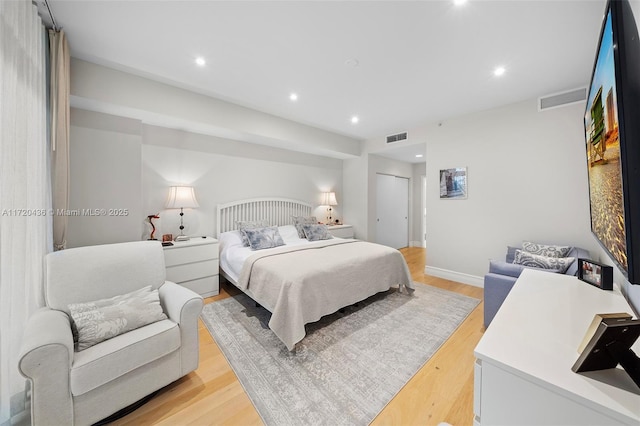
[165,186,199,241]
[322,192,338,224]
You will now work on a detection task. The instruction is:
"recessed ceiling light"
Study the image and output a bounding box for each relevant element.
[289,93,298,101]
[454,0,468,6]
[195,57,206,67]
[416,154,424,158]
[494,66,506,77]
[345,58,360,68]
[351,116,359,124]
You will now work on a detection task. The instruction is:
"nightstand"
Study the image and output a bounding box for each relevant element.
[326,224,354,238]
[162,237,219,297]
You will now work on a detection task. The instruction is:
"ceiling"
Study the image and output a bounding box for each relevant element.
[43,0,606,163]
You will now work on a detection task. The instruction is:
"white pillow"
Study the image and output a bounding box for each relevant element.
[219,230,244,251]
[278,225,302,243]
[68,286,167,351]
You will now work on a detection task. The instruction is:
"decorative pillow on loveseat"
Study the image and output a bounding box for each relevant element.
[521,241,572,258]
[68,286,167,351]
[513,249,575,273]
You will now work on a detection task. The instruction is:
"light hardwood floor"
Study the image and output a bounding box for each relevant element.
[112,247,485,426]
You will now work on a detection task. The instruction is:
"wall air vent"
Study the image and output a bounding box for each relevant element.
[538,87,587,111]
[386,132,408,143]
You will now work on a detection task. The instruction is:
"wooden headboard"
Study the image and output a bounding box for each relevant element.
[216,197,313,237]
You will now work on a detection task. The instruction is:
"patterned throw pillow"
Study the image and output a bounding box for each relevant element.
[242,226,286,250]
[522,241,572,258]
[513,249,575,273]
[68,286,167,352]
[302,224,333,242]
[237,220,270,246]
[292,216,317,238]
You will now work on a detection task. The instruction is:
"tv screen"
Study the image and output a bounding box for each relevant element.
[584,0,640,284]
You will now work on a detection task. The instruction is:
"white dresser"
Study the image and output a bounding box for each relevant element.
[162,237,219,298]
[326,224,354,238]
[474,268,640,425]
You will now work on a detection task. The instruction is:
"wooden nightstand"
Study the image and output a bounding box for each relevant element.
[162,237,219,297]
[326,224,354,238]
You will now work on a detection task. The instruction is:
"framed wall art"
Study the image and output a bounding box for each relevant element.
[439,167,467,199]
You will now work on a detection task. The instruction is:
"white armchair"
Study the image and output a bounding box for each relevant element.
[18,241,204,425]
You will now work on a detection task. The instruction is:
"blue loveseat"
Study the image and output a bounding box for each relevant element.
[483,245,590,327]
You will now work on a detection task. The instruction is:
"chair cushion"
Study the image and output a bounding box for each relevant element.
[70,319,180,396]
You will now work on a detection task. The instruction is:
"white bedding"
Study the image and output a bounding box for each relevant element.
[219,225,413,350]
[219,225,309,282]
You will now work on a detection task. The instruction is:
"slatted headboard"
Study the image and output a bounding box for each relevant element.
[216,197,313,237]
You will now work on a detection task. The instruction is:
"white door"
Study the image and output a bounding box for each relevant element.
[376,174,409,249]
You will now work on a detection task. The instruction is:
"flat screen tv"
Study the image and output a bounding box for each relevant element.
[584,0,640,284]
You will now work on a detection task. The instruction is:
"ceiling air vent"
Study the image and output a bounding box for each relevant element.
[386,131,408,143]
[538,87,587,111]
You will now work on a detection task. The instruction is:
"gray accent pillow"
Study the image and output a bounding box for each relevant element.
[237,220,270,246]
[68,286,167,352]
[522,241,572,258]
[242,226,286,250]
[513,250,575,273]
[302,224,333,242]
[292,216,317,238]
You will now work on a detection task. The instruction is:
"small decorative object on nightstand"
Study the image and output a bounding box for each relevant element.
[162,237,219,297]
[165,186,199,241]
[146,213,160,240]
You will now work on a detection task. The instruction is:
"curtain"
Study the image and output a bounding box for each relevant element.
[0,1,51,424]
[49,29,70,251]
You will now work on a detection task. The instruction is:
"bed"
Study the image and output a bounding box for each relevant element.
[216,197,414,350]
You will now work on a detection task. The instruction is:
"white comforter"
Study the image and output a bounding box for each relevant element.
[223,231,413,350]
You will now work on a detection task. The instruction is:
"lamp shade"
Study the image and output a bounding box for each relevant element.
[322,192,338,206]
[165,186,199,209]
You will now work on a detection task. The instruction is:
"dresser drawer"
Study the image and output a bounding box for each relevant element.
[166,259,218,283]
[164,243,218,267]
[180,275,219,298]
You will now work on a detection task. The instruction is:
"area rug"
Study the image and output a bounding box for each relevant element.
[201,283,479,426]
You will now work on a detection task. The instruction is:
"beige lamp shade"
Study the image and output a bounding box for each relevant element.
[165,186,199,209]
[322,192,338,206]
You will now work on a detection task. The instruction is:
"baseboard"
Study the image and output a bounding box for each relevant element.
[424,266,484,288]
[409,240,424,248]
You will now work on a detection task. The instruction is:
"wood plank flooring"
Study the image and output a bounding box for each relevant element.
[112,247,485,426]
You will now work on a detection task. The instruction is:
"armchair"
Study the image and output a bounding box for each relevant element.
[18,241,204,425]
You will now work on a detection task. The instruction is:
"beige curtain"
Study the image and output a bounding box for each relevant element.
[49,29,70,251]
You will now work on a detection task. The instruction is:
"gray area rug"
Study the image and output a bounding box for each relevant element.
[201,283,479,426]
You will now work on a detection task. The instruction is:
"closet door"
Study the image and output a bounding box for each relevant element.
[376,174,409,249]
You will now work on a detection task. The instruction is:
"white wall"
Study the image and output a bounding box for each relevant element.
[423,98,599,286]
[68,109,143,247]
[412,162,426,246]
[67,109,344,247]
[70,59,361,159]
[141,125,343,238]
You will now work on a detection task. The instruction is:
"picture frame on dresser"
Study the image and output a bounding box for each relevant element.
[572,317,640,389]
[578,258,614,290]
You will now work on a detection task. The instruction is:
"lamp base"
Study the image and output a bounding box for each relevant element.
[174,235,190,242]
